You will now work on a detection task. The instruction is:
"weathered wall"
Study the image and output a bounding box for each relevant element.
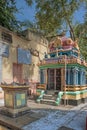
[0,26,48,83]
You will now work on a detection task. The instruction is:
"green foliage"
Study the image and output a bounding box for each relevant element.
[74,11,87,60]
[26,0,87,59]
[25,0,84,38]
[0,0,23,31]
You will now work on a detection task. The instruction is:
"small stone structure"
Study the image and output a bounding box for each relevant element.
[0,85,29,117]
[37,36,87,105]
[0,85,44,130]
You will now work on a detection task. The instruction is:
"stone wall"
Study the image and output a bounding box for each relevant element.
[0,26,48,84]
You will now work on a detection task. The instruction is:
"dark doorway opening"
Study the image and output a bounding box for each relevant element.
[47,69,61,90]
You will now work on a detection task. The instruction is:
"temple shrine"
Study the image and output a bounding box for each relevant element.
[37,36,87,106]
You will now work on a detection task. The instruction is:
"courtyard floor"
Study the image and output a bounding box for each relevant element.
[0,99,87,130]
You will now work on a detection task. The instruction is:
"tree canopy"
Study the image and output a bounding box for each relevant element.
[0,0,87,60]
[0,0,31,32]
[25,0,86,40]
[25,0,87,59]
[0,0,19,31]
[0,0,86,37]
[74,11,87,60]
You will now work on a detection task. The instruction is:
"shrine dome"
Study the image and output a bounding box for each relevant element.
[61,37,74,49]
[49,36,79,51]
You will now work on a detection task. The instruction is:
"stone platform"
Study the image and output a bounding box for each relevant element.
[0,106,30,118]
[0,108,43,130]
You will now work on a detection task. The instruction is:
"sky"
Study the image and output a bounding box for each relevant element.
[73,6,85,24]
[16,0,36,23]
[16,0,86,33]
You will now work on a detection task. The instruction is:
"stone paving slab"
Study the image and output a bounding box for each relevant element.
[27,99,73,110]
[0,109,44,130]
[0,99,86,130]
[0,98,73,130]
[23,103,87,130]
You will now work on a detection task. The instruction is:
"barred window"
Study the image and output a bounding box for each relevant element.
[2,32,12,43]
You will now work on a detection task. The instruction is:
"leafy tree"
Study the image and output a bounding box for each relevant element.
[0,0,24,31]
[74,11,87,60]
[25,0,84,39]
[0,0,37,32]
[26,0,87,60]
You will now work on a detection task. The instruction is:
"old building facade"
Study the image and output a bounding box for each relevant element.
[0,26,48,87]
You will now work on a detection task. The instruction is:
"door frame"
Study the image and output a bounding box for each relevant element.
[47,68,61,91]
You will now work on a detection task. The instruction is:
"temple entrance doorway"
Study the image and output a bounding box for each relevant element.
[47,68,61,90]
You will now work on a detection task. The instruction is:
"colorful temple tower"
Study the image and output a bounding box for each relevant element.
[37,36,87,106]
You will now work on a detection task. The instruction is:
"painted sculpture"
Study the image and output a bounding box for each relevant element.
[37,36,87,106]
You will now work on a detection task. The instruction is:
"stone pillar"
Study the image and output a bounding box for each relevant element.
[44,69,47,89]
[40,69,44,84]
[78,70,80,85]
[82,71,86,85]
[76,69,79,85]
[80,69,86,85]
[73,67,79,85]
[80,70,83,85]
[67,69,70,85]
[70,68,73,85]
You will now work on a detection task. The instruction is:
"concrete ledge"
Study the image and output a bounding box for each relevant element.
[61,99,82,106]
[0,106,30,117]
[0,109,43,130]
[82,98,87,103]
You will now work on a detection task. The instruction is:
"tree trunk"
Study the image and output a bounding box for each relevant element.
[66,18,75,41]
[61,0,75,41]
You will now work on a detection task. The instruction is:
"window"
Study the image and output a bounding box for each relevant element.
[2,32,12,43]
[0,43,9,57]
[18,48,31,64]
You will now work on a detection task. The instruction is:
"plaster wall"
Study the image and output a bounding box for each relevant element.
[0,27,48,83]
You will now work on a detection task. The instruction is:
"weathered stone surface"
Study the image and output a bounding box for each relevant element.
[0,109,43,130]
[58,126,74,130]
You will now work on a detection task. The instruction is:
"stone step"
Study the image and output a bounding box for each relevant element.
[43,94,56,100]
[43,94,52,99]
[46,90,59,95]
[40,99,56,105]
[46,91,55,95]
